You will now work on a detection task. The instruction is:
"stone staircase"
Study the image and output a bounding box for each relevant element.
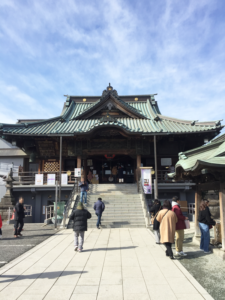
[72,184,146,228]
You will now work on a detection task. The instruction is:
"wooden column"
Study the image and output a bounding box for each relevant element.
[137,155,141,181]
[83,159,87,180]
[219,182,225,251]
[77,156,81,168]
[154,135,158,199]
[59,136,62,202]
[195,186,201,237]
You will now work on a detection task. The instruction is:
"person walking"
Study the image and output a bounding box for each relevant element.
[118,166,124,183]
[157,200,178,259]
[69,202,92,252]
[171,196,189,256]
[14,197,25,238]
[94,198,105,229]
[79,177,89,204]
[150,199,162,244]
[0,214,2,239]
[198,200,216,253]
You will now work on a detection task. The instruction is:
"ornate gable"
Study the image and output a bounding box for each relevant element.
[74,84,148,120]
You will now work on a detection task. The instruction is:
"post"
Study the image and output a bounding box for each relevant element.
[194,186,201,237]
[55,180,58,229]
[77,156,81,168]
[59,136,62,202]
[154,135,158,199]
[137,155,141,181]
[219,182,225,251]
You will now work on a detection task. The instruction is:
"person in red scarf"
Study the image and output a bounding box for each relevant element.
[172,196,189,256]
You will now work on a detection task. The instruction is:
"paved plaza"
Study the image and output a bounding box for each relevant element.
[0,228,214,300]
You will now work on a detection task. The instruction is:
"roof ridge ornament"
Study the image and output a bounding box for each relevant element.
[101,83,119,100]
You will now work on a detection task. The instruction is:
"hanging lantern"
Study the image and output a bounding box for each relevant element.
[104,154,115,160]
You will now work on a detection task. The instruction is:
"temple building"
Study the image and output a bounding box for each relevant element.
[0,83,223,222]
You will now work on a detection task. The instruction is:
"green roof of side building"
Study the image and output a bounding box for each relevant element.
[169,132,225,178]
[0,84,223,136]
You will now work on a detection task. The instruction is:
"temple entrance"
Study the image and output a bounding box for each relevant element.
[86,155,135,184]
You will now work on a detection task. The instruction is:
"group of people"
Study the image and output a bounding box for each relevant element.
[69,197,105,252]
[150,196,216,259]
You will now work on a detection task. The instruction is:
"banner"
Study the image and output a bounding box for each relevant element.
[61,174,68,185]
[47,174,55,185]
[74,168,81,177]
[35,174,43,185]
[141,168,152,194]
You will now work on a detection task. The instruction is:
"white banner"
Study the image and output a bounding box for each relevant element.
[61,174,68,185]
[141,168,152,194]
[35,174,43,185]
[47,174,55,185]
[74,168,81,177]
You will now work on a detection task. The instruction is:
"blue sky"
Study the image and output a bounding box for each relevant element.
[0,0,225,127]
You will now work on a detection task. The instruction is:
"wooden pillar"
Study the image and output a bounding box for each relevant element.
[137,155,141,181]
[83,159,87,180]
[59,136,62,202]
[77,156,81,168]
[219,182,225,251]
[154,135,158,199]
[195,186,201,237]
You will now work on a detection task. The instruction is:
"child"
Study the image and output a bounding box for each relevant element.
[0,214,2,239]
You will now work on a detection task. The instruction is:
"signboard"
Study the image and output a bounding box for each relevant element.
[74,168,81,177]
[161,158,172,166]
[61,174,68,185]
[141,168,152,194]
[35,174,43,185]
[47,174,55,185]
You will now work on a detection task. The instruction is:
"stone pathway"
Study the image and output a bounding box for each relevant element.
[0,228,214,300]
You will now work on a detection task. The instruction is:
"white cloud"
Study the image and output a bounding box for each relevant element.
[0,0,224,126]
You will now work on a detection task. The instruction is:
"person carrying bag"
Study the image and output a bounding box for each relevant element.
[198,200,216,254]
[157,200,178,259]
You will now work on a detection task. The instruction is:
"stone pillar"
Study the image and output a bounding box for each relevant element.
[194,186,201,237]
[137,155,141,181]
[219,182,225,251]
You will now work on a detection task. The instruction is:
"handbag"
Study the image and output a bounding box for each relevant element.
[184,220,190,229]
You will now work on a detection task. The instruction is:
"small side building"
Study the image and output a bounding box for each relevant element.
[169,133,225,258]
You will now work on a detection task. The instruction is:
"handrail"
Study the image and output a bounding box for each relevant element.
[62,177,80,227]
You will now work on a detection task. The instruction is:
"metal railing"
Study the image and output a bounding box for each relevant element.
[12,171,78,186]
[63,179,80,227]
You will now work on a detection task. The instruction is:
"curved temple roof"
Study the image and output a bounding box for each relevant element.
[0,85,223,136]
[169,133,225,179]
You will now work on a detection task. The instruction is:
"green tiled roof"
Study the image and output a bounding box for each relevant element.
[0,95,223,136]
[171,133,225,175]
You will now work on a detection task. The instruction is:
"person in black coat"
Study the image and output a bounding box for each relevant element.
[118,166,124,183]
[198,200,216,253]
[69,202,92,252]
[14,197,25,238]
[150,199,162,244]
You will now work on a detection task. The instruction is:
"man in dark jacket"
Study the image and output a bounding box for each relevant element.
[78,177,89,204]
[69,202,92,252]
[171,196,188,256]
[14,197,25,238]
[93,198,105,229]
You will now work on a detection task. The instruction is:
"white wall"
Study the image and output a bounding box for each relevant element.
[0,138,18,149]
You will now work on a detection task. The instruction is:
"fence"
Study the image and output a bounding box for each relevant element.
[12,171,78,186]
[7,204,32,222]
